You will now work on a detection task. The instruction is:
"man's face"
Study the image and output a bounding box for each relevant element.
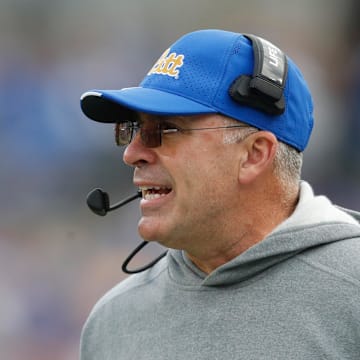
[123,113,244,252]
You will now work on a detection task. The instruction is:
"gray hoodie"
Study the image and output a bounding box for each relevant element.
[80,182,360,359]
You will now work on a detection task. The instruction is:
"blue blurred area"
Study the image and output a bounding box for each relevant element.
[0,1,359,358]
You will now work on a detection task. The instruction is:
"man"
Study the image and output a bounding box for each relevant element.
[79,29,360,359]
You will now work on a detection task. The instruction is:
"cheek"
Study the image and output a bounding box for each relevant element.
[179,157,235,211]
[165,140,239,210]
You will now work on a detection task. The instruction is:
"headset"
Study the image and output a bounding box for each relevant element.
[229,34,288,115]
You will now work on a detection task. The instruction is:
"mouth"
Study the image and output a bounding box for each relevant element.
[139,186,172,200]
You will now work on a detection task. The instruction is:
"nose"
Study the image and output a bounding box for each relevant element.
[123,132,157,167]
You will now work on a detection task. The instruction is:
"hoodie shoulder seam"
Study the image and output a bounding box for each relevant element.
[271,221,360,238]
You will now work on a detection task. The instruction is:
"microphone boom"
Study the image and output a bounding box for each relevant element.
[87,188,141,216]
[86,188,166,274]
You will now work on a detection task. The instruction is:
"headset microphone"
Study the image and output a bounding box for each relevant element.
[86,188,167,274]
[86,188,142,216]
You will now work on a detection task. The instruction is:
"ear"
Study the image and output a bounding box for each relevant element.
[238,131,278,185]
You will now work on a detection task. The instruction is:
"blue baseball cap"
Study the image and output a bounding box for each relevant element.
[80,29,314,151]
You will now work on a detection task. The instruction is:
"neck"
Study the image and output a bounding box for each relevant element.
[186,184,299,274]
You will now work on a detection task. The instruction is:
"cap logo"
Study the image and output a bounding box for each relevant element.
[147,48,184,79]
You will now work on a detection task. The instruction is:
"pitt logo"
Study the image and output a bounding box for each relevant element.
[147,48,184,79]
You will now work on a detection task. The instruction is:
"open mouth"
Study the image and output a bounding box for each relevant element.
[140,186,172,200]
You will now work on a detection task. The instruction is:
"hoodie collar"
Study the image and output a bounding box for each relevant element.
[273,181,358,232]
[167,182,360,287]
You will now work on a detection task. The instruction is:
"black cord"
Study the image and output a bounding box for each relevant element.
[121,241,167,274]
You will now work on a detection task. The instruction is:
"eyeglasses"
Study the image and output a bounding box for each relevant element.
[115,120,251,148]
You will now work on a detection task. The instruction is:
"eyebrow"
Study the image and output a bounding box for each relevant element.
[137,113,216,127]
[137,113,186,124]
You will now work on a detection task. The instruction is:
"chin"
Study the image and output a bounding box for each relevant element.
[138,214,189,249]
[138,218,164,242]
[138,225,179,250]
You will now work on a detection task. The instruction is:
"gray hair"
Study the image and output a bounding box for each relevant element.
[221,116,303,187]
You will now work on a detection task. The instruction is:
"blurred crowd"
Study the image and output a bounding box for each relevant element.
[0,1,359,359]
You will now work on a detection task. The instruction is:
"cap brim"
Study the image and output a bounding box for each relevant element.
[80,87,217,123]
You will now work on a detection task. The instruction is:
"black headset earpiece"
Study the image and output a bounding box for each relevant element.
[229,34,288,115]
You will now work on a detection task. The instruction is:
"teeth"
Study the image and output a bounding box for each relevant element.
[144,193,164,200]
[139,186,171,200]
[139,186,169,191]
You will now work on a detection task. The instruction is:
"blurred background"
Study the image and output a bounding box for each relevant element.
[0,0,359,358]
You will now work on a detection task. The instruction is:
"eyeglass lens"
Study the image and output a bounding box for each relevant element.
[140,122,161,147]
[115,121,162,148]
[115,122,133,146]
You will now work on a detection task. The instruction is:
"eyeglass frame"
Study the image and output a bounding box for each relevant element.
[115,119,254,148]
